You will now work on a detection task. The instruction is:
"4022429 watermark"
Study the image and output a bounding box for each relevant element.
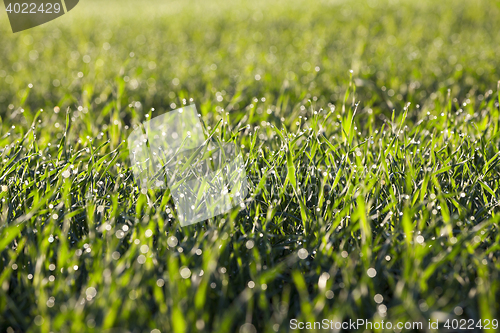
[128,104,248,227]
[290,318,499,331]
[3,0,79,32]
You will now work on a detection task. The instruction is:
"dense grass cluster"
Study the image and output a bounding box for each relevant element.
[1,0,500,332]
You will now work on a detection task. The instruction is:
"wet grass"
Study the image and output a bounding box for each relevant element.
[0,0,499,332]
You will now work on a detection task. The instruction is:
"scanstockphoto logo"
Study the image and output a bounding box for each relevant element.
[128,105,248,227]
[4,0,79,33]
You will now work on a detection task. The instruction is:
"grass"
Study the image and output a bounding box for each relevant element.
[1,0,500,332]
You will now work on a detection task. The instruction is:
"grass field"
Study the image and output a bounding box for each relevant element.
[1,0,500,332]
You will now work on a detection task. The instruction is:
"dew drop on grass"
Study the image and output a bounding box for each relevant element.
[180,267,191,279]
[46,297,55,308]
[367,268,377,278]
[167,236,178,247]
[245,240,254,249]
[298,248,308,259]
[239,323,257,333]
[137,255,146,264]
[140,245,149,254]
[34,315,44,326]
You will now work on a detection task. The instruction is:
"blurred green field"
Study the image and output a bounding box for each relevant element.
[1,0,500,332]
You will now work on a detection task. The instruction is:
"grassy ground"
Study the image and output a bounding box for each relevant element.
[1,0,500,332]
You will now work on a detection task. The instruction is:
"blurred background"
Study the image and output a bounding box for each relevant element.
[1,0,500,135]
